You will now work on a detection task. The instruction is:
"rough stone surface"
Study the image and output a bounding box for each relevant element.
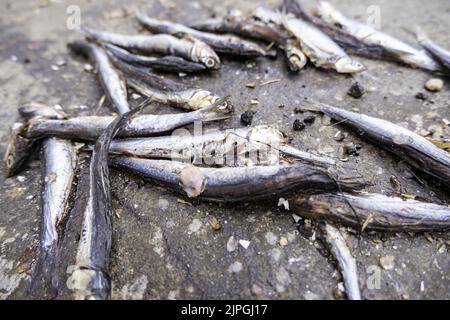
[0,0,449,300]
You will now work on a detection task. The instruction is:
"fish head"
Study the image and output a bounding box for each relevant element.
[285,41,308,71]
[18,102,67,121]
[191,39,221,69]
[334,57,366,73]
[187,90,234,113]
[66,268,111,300]
[4,122,36,177]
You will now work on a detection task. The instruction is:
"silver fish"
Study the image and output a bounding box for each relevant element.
[67,103,145,300]
[80,26,221,69]
[104,43,206,73]
[68,41,130,115]
[293,192,450,232]
[110,56,229,111]
[313,1,441,71]
[280,13,365,73]
[110,157,365,202]
[136,12,275,58]
[322,223,361,300]
[416,27,450,71]
[29,138,77,298]
[105,125,336,167]
[25,98,231,141]
[309,102,450,186]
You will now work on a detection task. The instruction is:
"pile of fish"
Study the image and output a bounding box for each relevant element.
[4,0,450,301]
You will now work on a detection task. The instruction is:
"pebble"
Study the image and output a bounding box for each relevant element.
[333,131,345,142]
[226,236,238,252]
[292,214,302,223]
[415,92,428,101]
[241,110,255,126]
[425,78,444,92]
[239,239,250,249]
[265,232,278,246]
[158,198,169,211]
[348,82,365,99]
[84,63,94,72]
[379,255,395,270]
[279,237,288,247]
[293,119,306,131]
[303,115,316,124]
[16,176,26,183]
[228,261,243,273]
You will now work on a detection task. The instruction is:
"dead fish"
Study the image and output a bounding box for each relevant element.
[110,157,365,202]
[110,56,229,111]
[67,102,146,300]
[68,41,130,115]
[321,223,361,300]
[307,102,450,186]
[416,27,450,71]
[80,26,221,69]
[136,12,275,58]
[4,122,38,177]
[104,43,206,73]
[293,192,450,232]
[29,138,77,298]
[280,13,365,73]
[102,126,336,167]
[312,1,441,71]
[18,102,67,120]
[25,98,231,141]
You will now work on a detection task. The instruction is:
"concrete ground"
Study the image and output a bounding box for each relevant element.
[0,0,449,300]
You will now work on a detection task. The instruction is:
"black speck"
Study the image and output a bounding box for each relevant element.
[294,107,303,114]
[303,115,316,124]
[278,104,285,109]
[301,84,306,88]
[415,92,428,101]
[293,119,306,131]
[348,82,365,99]
[241,110,256,126]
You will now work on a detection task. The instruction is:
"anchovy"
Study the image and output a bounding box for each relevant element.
[311,1,441,71]
[322,223,361,300]
[136,12,275,58]
[25,99,231,141]
[293,192,450,232]
[68,41,130,115]
[80,26,221,69]
[416,27,450,71]
[104,43,206,73]
[66,103,145,300]
[102,126,336,166]
[110,157,365,202]
[308,102,450,186]
[29,138,77,298]
[280,14,365,73]
[110,56,229,111]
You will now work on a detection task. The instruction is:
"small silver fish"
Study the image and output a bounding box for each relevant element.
[293,192,450,232]
[68,41,130,115]
[416,27,450,71]
[110,157,365,202]
[322,223,361,300]
[136,12,275,58]
[80,26,221,69]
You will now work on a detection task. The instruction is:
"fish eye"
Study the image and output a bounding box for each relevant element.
[6,155,14,168]
[204,58,216,68]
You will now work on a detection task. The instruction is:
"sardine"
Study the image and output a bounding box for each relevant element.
[307,102,450,186]
[136,12,275,58]
[311,1,441,71]
[80,26,221,69]
[29,138,77,298]
[110,56,229,111]
[68,41,130,115]
[280,14,365,73]
[66,102,146,300]
[104,43,206,73]
[110,157,365,202]
[25,98,231,141]
[416,27,450,71]
[322,223,361,300]
[293,192,450,232]
[103,126,336,167]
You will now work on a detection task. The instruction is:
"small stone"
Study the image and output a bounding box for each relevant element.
[303,115,316,124]
[334,131,345,142]
[279,237,288,247]
[428,125,444,140]
[442,118,450,127]
[419,129,431,137]
[292,214,302,223]
[84,63,94,72]
[158,198,169,211]
[277,198,289,211]
[379,255,395,270]
[178,72,187,77]
[239,239,250,249]
[245,83,256,89]
[16,176,26,183]
[415,92,428,101]
[50,65,59,71]
[348,82,365,99]
[294,107,303,114]
[228,261,243,273]
[425,78,444,92]
[293,119,306,131]
[251,284,263,296]
[227,236,238,252]
[241,110,255,126]
[131,93,141,100]
[55,59,66,67]
[265,232,278,245]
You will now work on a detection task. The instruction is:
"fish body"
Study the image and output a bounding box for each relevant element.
[416,27,450,71]
[314,103,450,185]
[104,43,206,73]
[110,157,365,202]
[322,224,361,300]
[313,1,440,71]
[136,12,274,58]
[25,99,231,141]
[81,27,221,69]
[30,138,77,297]
[293,193,450,232]
[281,14,365,73]
[68,41,130,115]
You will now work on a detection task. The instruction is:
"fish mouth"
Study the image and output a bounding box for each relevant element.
[334,57,366,73]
